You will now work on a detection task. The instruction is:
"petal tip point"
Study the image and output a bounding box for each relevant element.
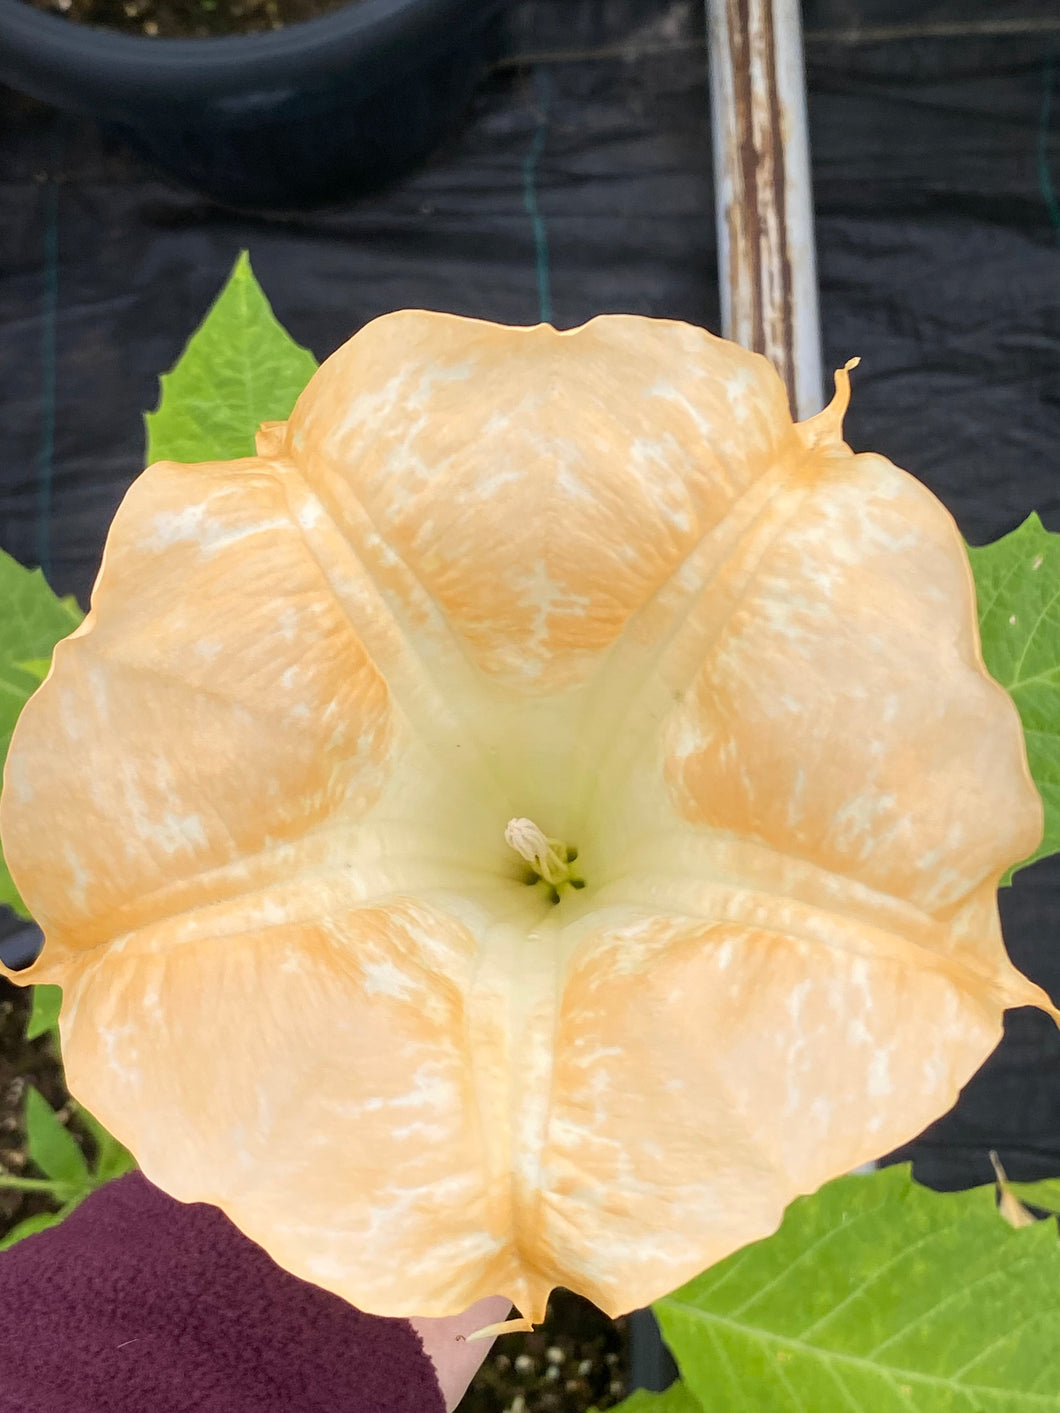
[796,356,860,452]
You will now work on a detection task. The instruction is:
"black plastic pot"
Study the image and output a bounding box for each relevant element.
[0,0,507,210]
[0,911,43,971]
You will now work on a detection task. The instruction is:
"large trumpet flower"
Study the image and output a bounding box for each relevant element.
[1,312,1050,1324]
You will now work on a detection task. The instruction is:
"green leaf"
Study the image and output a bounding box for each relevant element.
[0,1192,86,1251]
[13,658,53,682]
[25,984,61,1041]
[92,1133,138,1185]
[24,1086,91,1189]
[654,1164,1060,1412]
[0,1099,131,1253]
[968,513,1060,877]
[144,251,317,466]
[599,1383,705,1413]
[0,1208,64,1251]
[74,1104,137,1184]
[1007,1178,1060,1217]
[0,550,83,916]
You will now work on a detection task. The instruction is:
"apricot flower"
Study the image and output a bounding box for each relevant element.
[0,313,1052,1325]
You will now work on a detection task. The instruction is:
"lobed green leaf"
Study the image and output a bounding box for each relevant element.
[144,250,317,467]
[598,1382,705,1413]
[0,551,83,916]
[969,513,1060,878]
[653,1164,1060,1412]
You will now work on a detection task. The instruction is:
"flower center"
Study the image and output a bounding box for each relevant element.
[504,816,586,904]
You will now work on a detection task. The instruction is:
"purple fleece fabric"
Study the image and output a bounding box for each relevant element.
[0,1171,447,1413]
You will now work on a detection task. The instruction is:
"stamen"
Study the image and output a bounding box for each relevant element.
[504,817,570,886]
[460,1315,536,1342]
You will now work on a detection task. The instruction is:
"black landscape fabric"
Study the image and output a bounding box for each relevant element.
[0,0,1058,1191]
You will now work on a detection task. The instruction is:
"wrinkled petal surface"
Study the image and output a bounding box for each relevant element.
[0,313,1048,1322]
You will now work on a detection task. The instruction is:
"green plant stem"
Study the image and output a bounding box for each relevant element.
[0,1174,74,1196]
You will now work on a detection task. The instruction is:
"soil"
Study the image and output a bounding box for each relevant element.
[464,1293,630,1413]
[0,975,631,1412]
[22,0,360,40]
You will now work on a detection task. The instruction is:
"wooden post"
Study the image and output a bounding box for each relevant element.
[707,0,824,420]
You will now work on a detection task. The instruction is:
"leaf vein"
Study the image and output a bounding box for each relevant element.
[865,1249,1044,1360]
[659,1296,1060,1407]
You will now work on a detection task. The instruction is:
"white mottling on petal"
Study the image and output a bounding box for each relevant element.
[361,1065,457,1114]
[867,1048,893,1097]
[62,844,89,909]
[713,938,736,972]
[810,1097,832,1127]
[786,980,811,1022]
[361,959,418,1000]
[391,1122,451,1143]
[59,688,85,741]
[143,811,208,856]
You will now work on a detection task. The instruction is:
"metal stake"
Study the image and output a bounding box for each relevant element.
[626,8,827,1395]
[707,0,824,420]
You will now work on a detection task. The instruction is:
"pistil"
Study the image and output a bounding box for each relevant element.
[504,817,585,900]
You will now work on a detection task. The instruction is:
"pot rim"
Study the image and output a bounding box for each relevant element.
[0,0,497,75]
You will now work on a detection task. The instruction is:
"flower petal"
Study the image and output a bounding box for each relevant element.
[1,458,393,973]
[1,312,1051,1329]
[55,894,531,1317]
[541,904,1011,1315]
[283,311,795,692]
[662,449,1043,915]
